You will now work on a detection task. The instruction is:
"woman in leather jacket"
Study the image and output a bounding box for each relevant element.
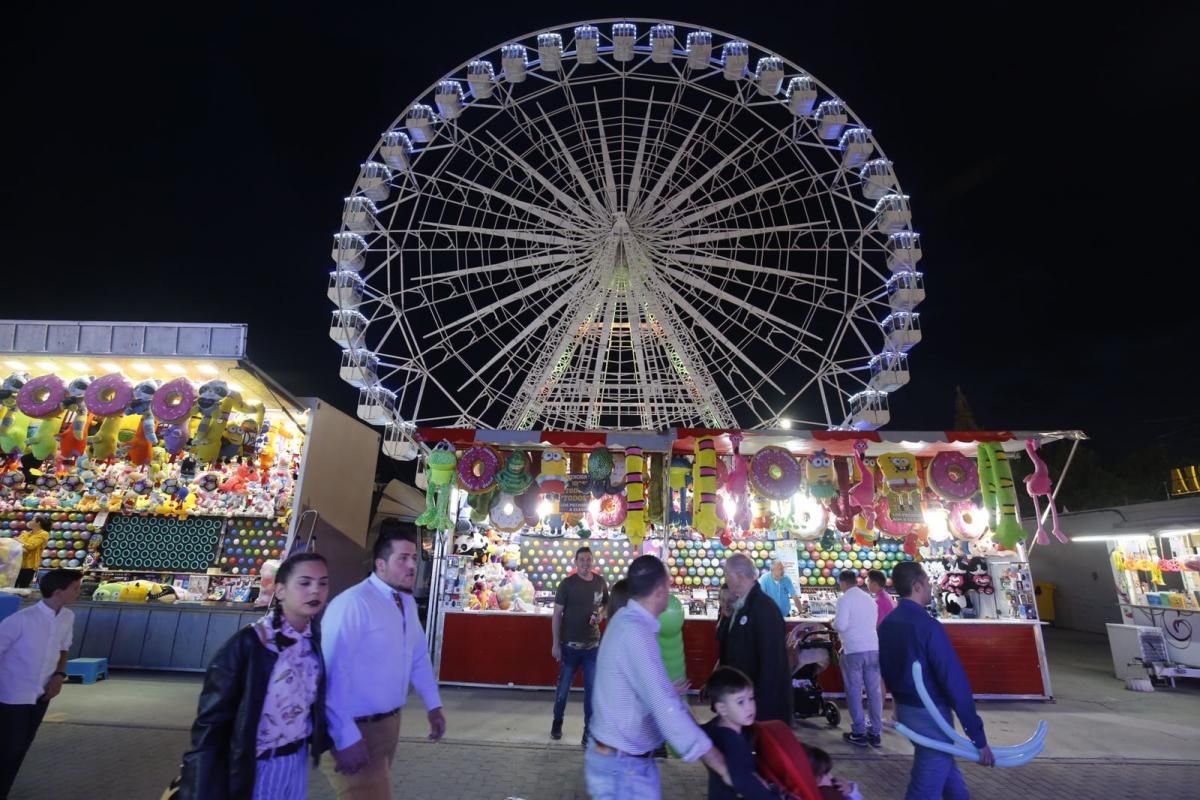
[179,553,330,799]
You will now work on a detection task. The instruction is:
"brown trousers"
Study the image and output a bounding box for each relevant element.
[321,711,401,800]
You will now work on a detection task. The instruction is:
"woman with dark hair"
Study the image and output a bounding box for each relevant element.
[179,552,330,799]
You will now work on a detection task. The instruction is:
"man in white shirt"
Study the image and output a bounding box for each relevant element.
[586,555,729,799]
[832,569,883,748]
[321,528,446,799]
[0,568,82,797]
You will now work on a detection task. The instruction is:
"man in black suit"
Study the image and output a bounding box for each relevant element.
[718,553,792,723]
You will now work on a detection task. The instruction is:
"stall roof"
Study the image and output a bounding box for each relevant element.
[414,427,1087,457]
[1048,497,1200,541]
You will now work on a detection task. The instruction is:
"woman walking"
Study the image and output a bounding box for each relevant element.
[179,552,330,799]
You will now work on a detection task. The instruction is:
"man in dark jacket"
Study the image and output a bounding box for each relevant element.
[719,553,792,723]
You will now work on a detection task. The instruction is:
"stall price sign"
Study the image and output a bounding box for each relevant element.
[559,474,592,515]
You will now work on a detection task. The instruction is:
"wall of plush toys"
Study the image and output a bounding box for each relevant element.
[0,370,303,522]
[420,435,1063,563]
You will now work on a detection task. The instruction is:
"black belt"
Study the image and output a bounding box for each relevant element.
[593,739,653,758]
[257,738,307,760]
[355,707,400,724]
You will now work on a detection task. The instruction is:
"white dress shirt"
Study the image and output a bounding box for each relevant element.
[589,599,712,761]
[322,574,442,749]
[833,585,879,655]
[0,601,74,705]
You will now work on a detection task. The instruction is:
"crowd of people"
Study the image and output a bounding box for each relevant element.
[0,531,995,800]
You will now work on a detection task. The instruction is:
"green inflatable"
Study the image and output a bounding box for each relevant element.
[657,594,688,758]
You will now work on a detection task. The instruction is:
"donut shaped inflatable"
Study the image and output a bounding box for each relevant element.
[750,446,802,500]
[86,373,133,417]
[489,493,525,532]
[792,499,827,539]
[152,378,196,423]
[457,445,501,493]
[928,452,980,502]
[16,375,66,418]
[596,492,628,529]
[949,501,987,541]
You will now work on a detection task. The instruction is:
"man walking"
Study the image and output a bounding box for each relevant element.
[550,546,609,745]
[833,570,883,748]
[0,568,81,798]
[719,553,792,723]
[586,555,729,799]
[880,561,994,799]
[758,559,801,617]
[321,527,446,799]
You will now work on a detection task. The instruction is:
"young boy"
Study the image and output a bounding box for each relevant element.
[701,666,780,800]
[803,744,863,800]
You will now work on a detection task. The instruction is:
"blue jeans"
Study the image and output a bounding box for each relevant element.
[553,644,598,728]
[841,650,883,736]
[584,741,661,800]
[896,703,970,800]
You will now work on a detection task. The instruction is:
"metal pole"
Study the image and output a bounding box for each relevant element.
[1028,437,1080,556]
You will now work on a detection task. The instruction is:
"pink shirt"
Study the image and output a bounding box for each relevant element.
[875,590,897,626]
[253,615,320,754]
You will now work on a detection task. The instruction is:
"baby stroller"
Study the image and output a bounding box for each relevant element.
[787,623,840,727]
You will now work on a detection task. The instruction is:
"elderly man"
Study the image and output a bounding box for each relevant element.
[758,559,801,617]
[586,555,729,798]
[719,553,792,723]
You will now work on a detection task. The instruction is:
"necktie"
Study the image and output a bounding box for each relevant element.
[392,591,408,636]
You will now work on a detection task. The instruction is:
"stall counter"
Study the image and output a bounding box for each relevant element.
[435,609,1052,699]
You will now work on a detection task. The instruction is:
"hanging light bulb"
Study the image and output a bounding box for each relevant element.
[924,507,952,542]
[536,499,551,519]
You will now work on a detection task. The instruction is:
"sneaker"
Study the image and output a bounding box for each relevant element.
[868,733,882,749]
[843,732,869,748]
[550,719,563,740]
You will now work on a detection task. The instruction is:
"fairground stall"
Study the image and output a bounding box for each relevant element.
[1047,499,1200,681]
[0,320,378,670]
[418,427,1082,700]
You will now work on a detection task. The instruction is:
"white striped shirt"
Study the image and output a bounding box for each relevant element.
[588,599,712,761]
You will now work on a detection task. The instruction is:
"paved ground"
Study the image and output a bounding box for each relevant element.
[11,628,1200,798]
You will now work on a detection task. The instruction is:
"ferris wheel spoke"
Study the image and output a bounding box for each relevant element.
[666,252,834,285]
[591,94,620,213]
[413,222,579,248]
[660,221,829,247]
[407,252,575,287]
[652,258,820,342]
[423,170,581,231]
[649,134,761,220]
[632,105,710,218]
[456,279,597,392]
[485,133,593,220]
[625,94,656,212]
[535,103,609,218]
[422,263,586,338]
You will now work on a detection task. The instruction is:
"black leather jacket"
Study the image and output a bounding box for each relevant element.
[179,625,327,799]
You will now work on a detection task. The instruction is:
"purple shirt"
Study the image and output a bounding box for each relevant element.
[875,590,897,626]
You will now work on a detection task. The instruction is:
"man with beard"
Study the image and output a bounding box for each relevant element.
[718,553,792,723]
[320,527,446,799]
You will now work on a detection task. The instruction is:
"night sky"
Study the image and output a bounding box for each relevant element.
[5,3,1198,472]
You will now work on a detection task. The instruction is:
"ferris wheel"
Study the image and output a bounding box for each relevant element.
[327,19,925,460]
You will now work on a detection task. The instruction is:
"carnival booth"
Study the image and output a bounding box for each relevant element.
[0,320,378,670]
[418,427,1081,700]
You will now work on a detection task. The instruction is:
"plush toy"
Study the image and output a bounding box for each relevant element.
[725,433,752,531]
[692,437,719,537]
[657,593,687,685]
[646,452,666,526]
[58,376,95,459]
[587,447,613,499]
[0,372,31,454]
[805,450,838,499]
[0,409,33,458]
[1023,440,1066,545]
[415,441,457,531]
[877,452,922,520]
[828,456,861,534]
[669,455,692,526]
[965,556,993,596]
[977,443,1024,551]
[0,537,22,588]
[624,447,647,544]
[849,440,877,519]
[938,557,970,615]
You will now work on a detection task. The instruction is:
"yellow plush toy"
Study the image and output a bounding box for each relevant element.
[87,415,124,460]
[692,437,719,537]
[877,452,922,517]
[0,409,34,456]
[624,447,647,544]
